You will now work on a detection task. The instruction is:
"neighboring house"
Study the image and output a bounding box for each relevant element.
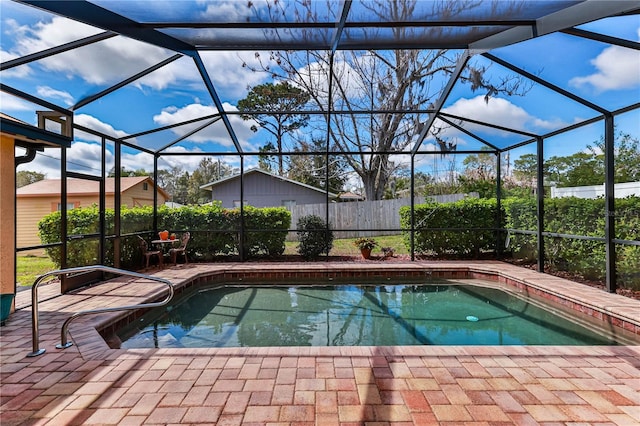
[16,177,169,249]
[336,192,365,202]
[200,168,337,209]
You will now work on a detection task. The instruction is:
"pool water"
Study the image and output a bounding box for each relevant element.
[117,283,621,348]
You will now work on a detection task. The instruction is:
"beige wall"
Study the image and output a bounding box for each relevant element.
[16,182,167,249]
[0,135,16,299]
[117,182,164,208]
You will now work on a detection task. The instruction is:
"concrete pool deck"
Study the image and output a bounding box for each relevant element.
[1,261,639,425]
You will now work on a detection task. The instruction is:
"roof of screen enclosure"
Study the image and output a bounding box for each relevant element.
[2,0,639,157]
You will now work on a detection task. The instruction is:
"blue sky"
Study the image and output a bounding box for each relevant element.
[1,1,639,184]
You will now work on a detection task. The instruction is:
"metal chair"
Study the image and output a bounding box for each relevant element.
[169,232,190,265]
[138,236,163,268]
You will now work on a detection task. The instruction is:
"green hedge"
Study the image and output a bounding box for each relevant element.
[38,204,291,269]
[503,197,640,286]
[400,196,639,289]
[399,198,499,257]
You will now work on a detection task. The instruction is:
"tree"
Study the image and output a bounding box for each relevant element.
[513,153,537,188]
[16,170,45,188]
[287,138,348,194]
[257,142,276,173]
[245,0,529,200]
[157,166,185,203]
[384,170,434,199]
[237,81,311,176]
[512,130,640,190]
[461,150,497,181]
[456,150,498,198]
[187,157,232,204]
[158,159,233,205]
[587,131,640,183]
[545,152,601,187]
[107,166,149,177]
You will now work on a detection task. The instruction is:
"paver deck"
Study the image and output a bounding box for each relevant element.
[1,261,639,425]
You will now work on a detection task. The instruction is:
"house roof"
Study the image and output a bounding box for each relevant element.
[17,177,170,199]
[337,192,365,201]
[1,113,71,148]
[200,168,338,199]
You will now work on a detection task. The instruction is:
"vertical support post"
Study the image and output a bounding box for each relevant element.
[61,146,68,270]
[536,137,545,272]
[495,151,502,258]
[325,53,334,259]
[99,137,106,266]
[604,114,616,293]
[324,134,330,260]
[410,156,415,261]
[239,156,245,261]
[153,154,158,233]
[113,140,121,268]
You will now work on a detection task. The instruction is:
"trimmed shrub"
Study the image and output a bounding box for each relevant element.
[296,215,334,260]
[238,206,291,257]
[503,196,640,288]
[401,195,639,290]
[38,203,291,269]
[399,198,499,257]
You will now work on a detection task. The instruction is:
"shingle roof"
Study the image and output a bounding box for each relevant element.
[200,168,337,198]
[16,177,169,199]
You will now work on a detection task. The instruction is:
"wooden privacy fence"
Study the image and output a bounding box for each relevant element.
[287,193,477,240]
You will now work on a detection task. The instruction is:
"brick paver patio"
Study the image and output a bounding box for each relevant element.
[1,261,639,425]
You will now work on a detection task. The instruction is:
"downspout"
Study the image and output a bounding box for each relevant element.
[15,146,38,166]
[14,144,40,298]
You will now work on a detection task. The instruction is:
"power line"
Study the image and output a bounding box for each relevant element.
[22,150,105,175]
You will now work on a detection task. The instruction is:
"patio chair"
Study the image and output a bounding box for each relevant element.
[169,232,190,266]
[138,236,163,268]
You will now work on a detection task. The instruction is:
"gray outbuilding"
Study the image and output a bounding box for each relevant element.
[200,168,337,209]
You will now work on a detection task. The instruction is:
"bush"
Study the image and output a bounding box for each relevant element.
[296,215,334,260]
[238,206,291,257]
[503,196,640,289]
[38,204,291,269]
[399,198,499,257]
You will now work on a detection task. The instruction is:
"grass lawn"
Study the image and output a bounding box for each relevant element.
[285,234,408,257]
[16,254,57,288]
[15,235,408,286]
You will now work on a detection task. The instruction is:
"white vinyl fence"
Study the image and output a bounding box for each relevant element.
[288,193,477,240]
[550,181,640,199]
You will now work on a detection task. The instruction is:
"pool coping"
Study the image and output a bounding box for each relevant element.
[64,261,640,360]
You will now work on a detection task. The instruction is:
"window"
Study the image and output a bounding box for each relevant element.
[282,200,296,209]
[142,182,148,190]
[57,202,76,211]
[233,200,249,208]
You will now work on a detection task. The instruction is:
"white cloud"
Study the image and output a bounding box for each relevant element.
[434,95,566,138]
[74,114,130,143]
[6,16,189,89]
[570,42,640,92]
[0,92,35,113]
[16,141,109,178]
[36,86,74,106]
[199,51,272,98]
[153,146,244,176]
[153,102,258,149]
[198,0,257,21]
[0,47,31,78]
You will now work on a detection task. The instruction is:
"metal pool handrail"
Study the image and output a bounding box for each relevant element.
[28,265,173,357]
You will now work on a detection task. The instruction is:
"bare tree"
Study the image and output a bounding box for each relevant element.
[245,0,528,200]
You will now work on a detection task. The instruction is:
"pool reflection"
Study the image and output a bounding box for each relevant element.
[117,284,619,348]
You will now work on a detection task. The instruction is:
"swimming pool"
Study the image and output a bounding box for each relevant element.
[116,280,626,348]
